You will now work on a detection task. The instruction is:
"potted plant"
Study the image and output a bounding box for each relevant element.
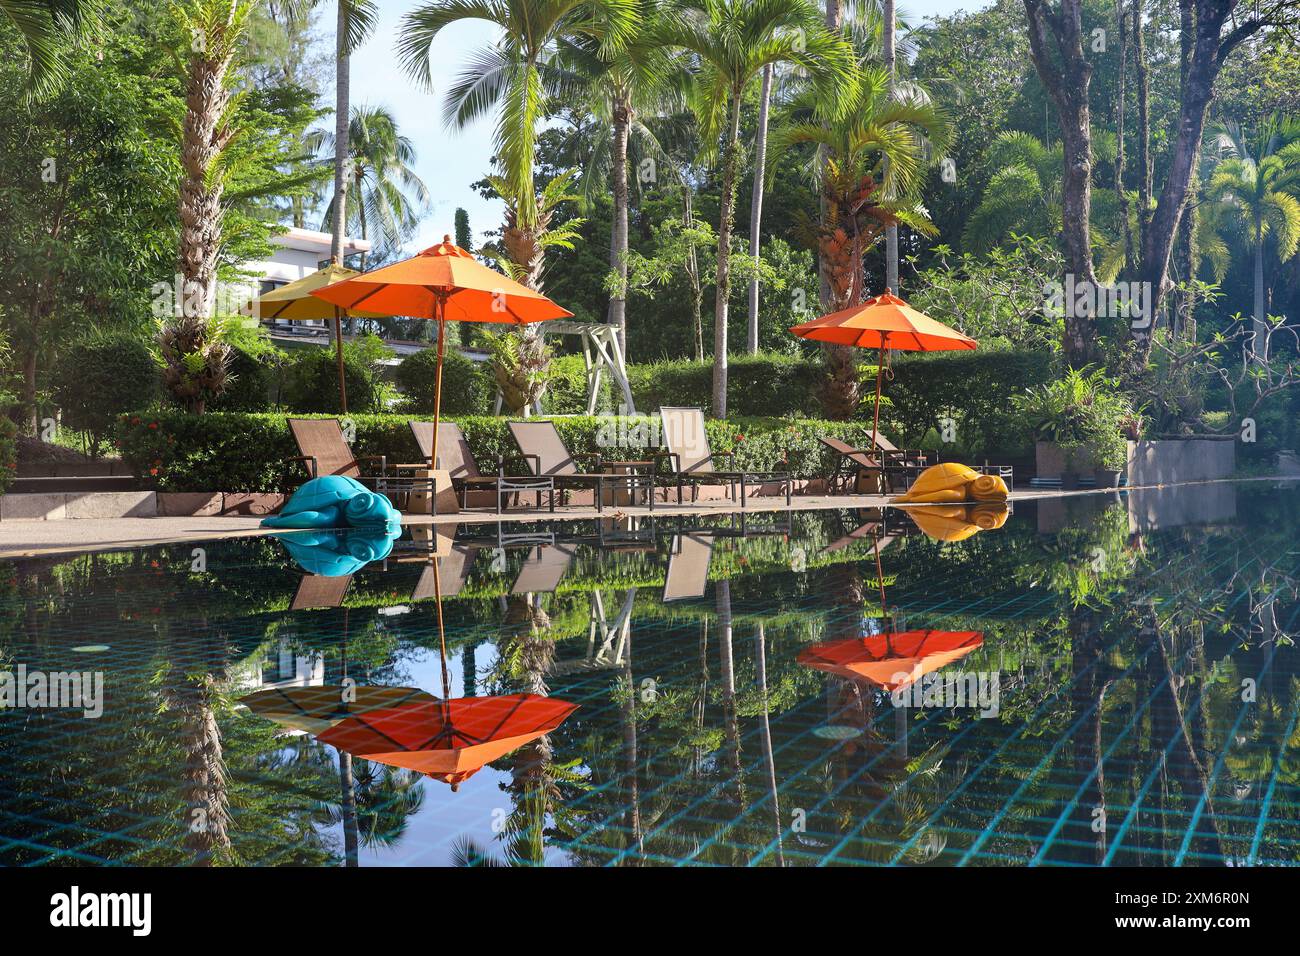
[1013,367,1135,486]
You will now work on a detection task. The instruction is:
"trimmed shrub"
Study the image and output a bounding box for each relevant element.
[116,410,887,491]
[208,343,281,412]
[627,353,821,417]
[52,334,160,457]
[0,413,15,492]
[885,348,1056,458]
[281,347,383,414]
[395,347,494,416]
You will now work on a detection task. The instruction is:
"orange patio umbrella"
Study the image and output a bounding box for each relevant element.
[318,559,578,790]
[312,235,573,467]
[798,630,984,693]
[789,288,977,452]
[246,263,391,414]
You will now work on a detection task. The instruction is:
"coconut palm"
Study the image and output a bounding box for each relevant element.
[565,1,687,354]
[1,0,93,98]
[398,0,638,270]
[1205,117,1300,360]
[328,0,378,263]
[315,104,431,269]
[653,0,852,418]
[771,62,947,419]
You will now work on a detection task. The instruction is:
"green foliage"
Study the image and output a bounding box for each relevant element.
[626,353,821,417]
[887,348,1057,458]
[394,347,494,416]
[51,333,160,457]
[115,411,891,491]
[1012,366,1135,469]
[281,344,385,415]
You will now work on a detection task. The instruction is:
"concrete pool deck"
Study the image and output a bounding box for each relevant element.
[0,478,1280,558]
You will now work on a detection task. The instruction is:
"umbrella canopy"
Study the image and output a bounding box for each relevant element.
[798,630,984,692]
[311,236,573,325]
[311,235,572,471]
[790,288,977,449]
[240,684,435,736]
[318,694,579,787]
[247,264,394,414]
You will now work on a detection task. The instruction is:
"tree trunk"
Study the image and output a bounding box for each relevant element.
[1136,0,1262,362]
[330,0,351,264]
[1133,0,1151,253]
[1252,214,1268,359]
[1114,0,1134,269]
[607,90,632,356]
[20,347,37,435]
[712,95,744,419]
[746,65,773,354]
[883,0,899,292]
[682,185,703,361]
[338,751,359,866]
[1022,0,1098,366]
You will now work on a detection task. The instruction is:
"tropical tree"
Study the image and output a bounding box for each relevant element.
[315,104,431,268]
[1205,117,1300,359]
[771,62,949,418]
[654,0,852,418]
[328,0,378,263]
[398,0,638,288]
[566,0,685,354]
[0,0,93,98]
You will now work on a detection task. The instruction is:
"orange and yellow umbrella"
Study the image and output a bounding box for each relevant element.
[790,289,977,451]
[312,235,572,466]
[798,630,984,693]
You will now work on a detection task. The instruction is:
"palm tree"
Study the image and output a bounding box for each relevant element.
[1206,117,1300,360]
[1,0,92,98]
[655,0,852,418]
[566,1,685,355]
[328,0,379,264]
[771,62,948,418]
[398,0,638,287]
[962,131,1063,254]
[315,105,431,269]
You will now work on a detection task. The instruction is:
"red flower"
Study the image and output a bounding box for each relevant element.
[149,467,159,476]
[148,422,158,430]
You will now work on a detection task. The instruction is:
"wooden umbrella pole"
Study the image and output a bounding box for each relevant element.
[431,297,446,469]
[434,561,450,699]
[334,306,348,415]
[871,341,884,452]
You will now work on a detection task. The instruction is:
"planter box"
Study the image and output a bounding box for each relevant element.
[1035,442,1098,479]
[1126,438,1235,486]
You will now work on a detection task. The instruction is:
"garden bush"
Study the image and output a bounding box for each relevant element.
[207,342,281,412]
[281,347,384,414]
[395,347,494,415]
[52,334,161,457]
[116,410,889,491]
[625,353,821,417]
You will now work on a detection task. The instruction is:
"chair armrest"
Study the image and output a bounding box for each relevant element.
[499,453,541,477]
[709,451,736,470]
[356,454,388,476]
[571,451,604,471]
[651,450,680,475]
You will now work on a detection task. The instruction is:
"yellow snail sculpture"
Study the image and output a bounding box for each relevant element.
[891,462,1009,504]
[898,502,1009,541]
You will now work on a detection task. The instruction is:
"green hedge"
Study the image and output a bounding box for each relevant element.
[885,348,1055,458]
[625,353,821,417]
[116,411,888,492]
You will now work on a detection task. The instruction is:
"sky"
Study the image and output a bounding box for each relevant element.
[344,0,983,255]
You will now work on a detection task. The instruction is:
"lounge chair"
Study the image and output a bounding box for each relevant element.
[820,437,890,494]
[408,421,529,512]
[290,573,352,611]
[284,418,390,486]
[507,420,655,514]
[410,545,479,600]
[662,533,714,602]
[511,544,577,595]
[657,407,792,507]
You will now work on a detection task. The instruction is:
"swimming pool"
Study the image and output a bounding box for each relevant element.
[1,482,1297,866]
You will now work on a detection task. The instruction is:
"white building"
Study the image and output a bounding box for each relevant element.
[246,227,371,330]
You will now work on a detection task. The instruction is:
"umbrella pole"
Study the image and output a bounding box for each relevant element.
[871,342,884,453]
[334,307,348,415]
[431,301,446,469]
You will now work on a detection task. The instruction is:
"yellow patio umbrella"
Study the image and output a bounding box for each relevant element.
[247,263,391,414]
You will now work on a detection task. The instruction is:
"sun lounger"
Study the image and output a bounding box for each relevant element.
[658,407,792,507]
[662,533,714,602]
[507,420,655,513]
[511,544,577,595]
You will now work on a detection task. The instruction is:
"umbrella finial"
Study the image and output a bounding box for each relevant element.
[443,234,452,244]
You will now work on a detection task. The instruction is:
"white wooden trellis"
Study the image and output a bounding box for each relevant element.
[493,321,636,416]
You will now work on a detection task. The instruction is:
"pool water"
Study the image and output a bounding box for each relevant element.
[1,482,1298,867]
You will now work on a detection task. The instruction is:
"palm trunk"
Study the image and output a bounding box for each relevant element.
[330,0,351,264]
[608,91,632,356]
[338,751,359,866]
[1252,217,1267,360]
[712,95,743,419]
[883,0,899,292]
[355,170,368,272]
[683,185,703,361]
[746,66,773,354]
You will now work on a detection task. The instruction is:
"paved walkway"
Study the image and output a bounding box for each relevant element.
[0,486,1127,558]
